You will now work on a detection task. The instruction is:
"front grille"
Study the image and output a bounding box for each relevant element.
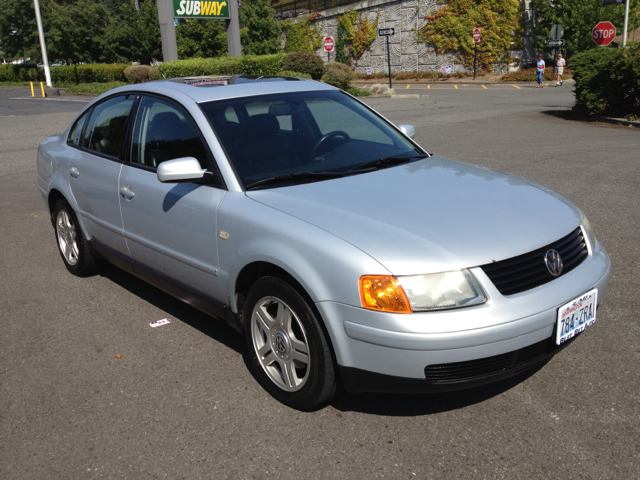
[424,338,561,384]
[480,227,588,296]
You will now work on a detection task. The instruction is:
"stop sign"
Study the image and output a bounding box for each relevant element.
[592,21,616,46]
[473,28,481,43]
[323,36,334,52]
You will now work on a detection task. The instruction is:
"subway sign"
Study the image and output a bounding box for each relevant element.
[173,0,230,18]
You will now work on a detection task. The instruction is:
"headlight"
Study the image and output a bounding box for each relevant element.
[582,215,596,251]
[396,269,487,311]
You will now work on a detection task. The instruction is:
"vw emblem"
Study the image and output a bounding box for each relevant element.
[275,333,288,354]
[544,249,563,277]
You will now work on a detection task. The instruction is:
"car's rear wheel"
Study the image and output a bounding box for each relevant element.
[53,200,101,277]
[244,276,337,410]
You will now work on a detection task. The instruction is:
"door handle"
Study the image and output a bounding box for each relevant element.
[69,166,79,178]
[120,184,135,200]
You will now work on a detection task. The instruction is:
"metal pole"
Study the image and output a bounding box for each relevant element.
[473,42,477,80]
[386,36,392,89]
[33,0,51,87]
[553,47,556,79]
[622,0,630,47]
[226,0,242,57]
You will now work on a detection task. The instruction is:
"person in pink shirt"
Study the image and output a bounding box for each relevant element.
[556,53,566,86]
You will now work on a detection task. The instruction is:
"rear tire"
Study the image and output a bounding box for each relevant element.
[244,276,337,411]
[53,200,101,277]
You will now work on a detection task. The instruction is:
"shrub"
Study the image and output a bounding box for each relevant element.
[321,62,354,90]
[124,65,155,83]
[159,54,286,78]
[65,82,129,95]
[570,43,640,118]
[278,71,313,79]
[283,51,324,80]
[0,64,45,82]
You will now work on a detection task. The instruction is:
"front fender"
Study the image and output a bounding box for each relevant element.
[217,192,389,310]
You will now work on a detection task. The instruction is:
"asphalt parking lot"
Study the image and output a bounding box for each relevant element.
[1,85,638,479]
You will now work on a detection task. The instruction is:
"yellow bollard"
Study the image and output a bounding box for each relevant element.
[30,82,35,97]
[40,81,45,98]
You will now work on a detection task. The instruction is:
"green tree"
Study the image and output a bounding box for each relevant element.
[530,0,640,58]
[335,24,349,65]
[103,0,162,63]
[176,18,228,59]
[416,0,523,71]
[0,0,109,64]
[240,0,282,55]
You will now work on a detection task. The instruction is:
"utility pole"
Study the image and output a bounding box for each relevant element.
[33,0,52,87]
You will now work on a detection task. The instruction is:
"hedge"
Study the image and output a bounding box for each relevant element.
[0,63,126,84]
[158,54,287,78]
[570,42,640,119]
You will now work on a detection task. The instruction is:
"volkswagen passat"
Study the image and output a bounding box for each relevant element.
[37,76,611,410]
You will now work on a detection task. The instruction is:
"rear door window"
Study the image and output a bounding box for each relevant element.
[82,95,135,159]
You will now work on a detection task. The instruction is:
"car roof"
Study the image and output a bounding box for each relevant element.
[109,75,337,104]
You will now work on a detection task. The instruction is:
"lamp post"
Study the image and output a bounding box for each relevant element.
[33,0,52,87]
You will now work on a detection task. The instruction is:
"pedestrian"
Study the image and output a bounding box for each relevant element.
[556,53,566,86]
[536,54,545,88]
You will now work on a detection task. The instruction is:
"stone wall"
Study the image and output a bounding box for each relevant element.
[286,0,533,74]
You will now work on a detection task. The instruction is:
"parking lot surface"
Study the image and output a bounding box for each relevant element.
[1,85,638,479]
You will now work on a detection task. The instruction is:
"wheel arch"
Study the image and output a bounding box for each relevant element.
[234,261,342,373]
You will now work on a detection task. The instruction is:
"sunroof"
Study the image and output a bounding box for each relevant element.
[169,75,304,87]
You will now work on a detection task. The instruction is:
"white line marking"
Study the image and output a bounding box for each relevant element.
[9,97,92,102]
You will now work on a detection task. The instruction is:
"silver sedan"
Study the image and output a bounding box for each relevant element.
[37,76,610,410]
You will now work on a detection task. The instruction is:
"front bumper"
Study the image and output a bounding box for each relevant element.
[315,242,611,394]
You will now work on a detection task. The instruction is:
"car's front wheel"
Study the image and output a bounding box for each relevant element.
[53,200,101,277]
[244,276,337,410]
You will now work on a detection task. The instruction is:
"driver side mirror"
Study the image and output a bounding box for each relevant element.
[398,124,416,140]
[157,157,207,183]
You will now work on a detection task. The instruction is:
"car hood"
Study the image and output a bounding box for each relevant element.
[247,157,583,275]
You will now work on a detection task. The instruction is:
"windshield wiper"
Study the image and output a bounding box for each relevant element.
[348,154,431,173]
[245,171,346,190]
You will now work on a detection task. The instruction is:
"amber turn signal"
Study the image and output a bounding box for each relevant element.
[359,275,412,314]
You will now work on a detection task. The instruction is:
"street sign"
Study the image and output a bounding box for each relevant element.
[366,67,372,76]
[323,36,334,52]
[547,39,565,47]
[173,0,230,19]
[550,24,564,40]
[592,21,616,46]
[473,28,481,43]
[602,0,624,5]
[378,28,395,36]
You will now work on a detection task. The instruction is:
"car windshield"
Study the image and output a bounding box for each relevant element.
[199,90,424,189]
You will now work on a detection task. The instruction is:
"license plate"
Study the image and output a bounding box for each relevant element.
[556,289,598,345]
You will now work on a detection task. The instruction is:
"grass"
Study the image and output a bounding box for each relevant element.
[65,81,130,95]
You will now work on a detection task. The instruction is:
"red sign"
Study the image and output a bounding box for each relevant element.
[592,21,616,46]
[323,36,335,52]
[473,28,481,43]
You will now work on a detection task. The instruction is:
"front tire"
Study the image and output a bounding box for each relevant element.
[244,276,337,410]
[53,200,101,277]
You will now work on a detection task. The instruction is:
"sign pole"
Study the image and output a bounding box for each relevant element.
[386,36,392,89]
[158,0,178,62]
[473,43,477,80]
[226,0,242,57]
